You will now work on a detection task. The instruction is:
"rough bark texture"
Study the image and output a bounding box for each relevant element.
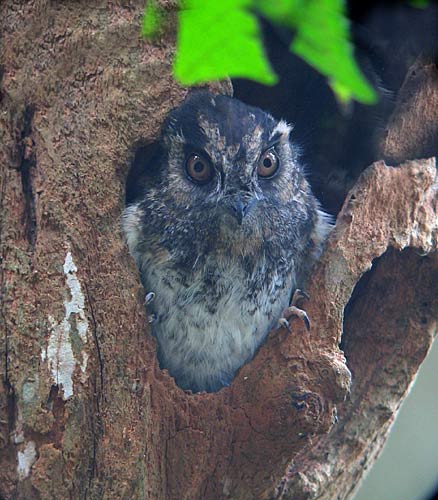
[380,59,438,164]
[0,2,437,500]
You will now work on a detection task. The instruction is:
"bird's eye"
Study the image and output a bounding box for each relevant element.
[257,149,279,178]
[185,153,214,184]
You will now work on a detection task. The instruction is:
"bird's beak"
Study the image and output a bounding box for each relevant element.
[230,196,258,225]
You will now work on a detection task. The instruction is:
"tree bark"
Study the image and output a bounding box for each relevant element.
[0,2,437,499]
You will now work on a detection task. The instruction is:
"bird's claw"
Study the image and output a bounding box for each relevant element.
[278,317,292,332]
[279,306,311,331]
[145,292,156,324]
[144,291,155,305]
[278,289,311,332]
[291,288,309,306]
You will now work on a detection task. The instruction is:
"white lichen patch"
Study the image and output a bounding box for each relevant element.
[41,252,89,399]
[17,441,37,480]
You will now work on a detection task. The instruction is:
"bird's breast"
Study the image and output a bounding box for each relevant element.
[144,257,295,392]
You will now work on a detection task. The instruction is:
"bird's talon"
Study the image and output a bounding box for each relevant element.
[144,292,155,305]
[278,317,292,332]
[291,289,310,306]
[282,305,311,331]
[302,312,311,331]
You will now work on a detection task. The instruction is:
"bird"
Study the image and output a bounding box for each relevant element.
[122,91,331,393]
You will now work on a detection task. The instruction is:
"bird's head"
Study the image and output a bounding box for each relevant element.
[140,91,319,263]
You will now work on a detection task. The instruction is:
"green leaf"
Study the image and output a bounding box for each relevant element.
[256,0,377,104]
[408,0,429,7]
[162,0,378,105]
[174,0,277,85]
[290,0,377,104]
[142,0,163,38]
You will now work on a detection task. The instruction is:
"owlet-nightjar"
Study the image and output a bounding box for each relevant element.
[123,91,331,393]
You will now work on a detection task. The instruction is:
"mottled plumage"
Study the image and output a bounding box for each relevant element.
[123,91,330,392]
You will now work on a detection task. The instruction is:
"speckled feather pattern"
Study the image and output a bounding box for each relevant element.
[123,92,331,392]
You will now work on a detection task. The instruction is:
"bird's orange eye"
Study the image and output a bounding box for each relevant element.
[185,153,214,184]
[257,149,279,178]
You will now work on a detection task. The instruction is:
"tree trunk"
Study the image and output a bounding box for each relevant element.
[0,2,437,499]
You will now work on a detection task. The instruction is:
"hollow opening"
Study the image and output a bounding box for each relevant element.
[339,248,438,499]
[122,1,437,397]
[125,141,162,205]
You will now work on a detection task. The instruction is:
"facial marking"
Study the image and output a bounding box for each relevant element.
[241,124,264,162]
[269,120,292,141]
[198,114,225,149]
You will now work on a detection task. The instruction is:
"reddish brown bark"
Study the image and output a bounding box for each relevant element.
[0,2,437,499]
